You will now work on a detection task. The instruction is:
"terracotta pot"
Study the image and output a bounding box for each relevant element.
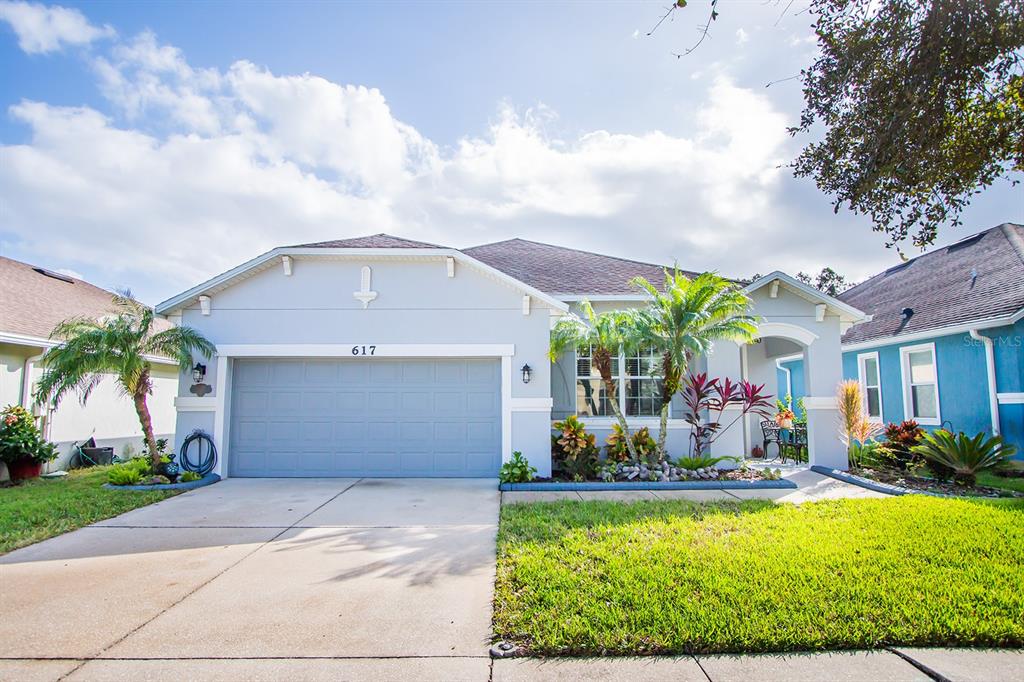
[777,418,794,430]
[8,458,43,481]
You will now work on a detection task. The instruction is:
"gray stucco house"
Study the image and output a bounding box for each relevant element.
[156,235,867,478]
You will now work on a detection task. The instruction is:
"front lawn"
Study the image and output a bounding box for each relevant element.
[0,466,180,554]
[494,497,1024,655]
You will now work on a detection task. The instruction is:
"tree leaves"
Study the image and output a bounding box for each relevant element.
[791,0,1024,248]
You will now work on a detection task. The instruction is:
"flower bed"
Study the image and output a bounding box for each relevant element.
[102,472,220,492]
[501,461,793,491]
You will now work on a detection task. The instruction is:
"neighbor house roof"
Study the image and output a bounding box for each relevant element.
[0,256,171,346]
[462,238,695,296]
[290,234,444,249]
[838,223,1024,346]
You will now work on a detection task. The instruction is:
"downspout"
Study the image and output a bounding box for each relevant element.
[775,358,792,399]
[969,329,1000,435]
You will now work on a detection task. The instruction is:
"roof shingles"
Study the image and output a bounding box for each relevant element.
[838,223,1024,345]
[291,234,444,249]
[463,238,691,295]
[0,257,131,340]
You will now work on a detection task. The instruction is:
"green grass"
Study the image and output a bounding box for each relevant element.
[0,466,180,554]
[495,496,1024,655]
[978,470,1024,494]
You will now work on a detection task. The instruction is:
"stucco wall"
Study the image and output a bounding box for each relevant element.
[0,343,31,407]
[42,362,178,470]
[172,256,558,475]
[0,342,177,471]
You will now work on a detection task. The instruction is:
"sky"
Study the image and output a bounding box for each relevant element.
[0,0,1020,306]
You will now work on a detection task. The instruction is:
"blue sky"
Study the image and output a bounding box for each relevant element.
[1,0,1020,304]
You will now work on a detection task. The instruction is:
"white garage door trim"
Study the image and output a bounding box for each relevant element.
[212,344,518,478]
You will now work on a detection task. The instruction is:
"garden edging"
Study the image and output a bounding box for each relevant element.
[103,473,221,492]
[499,479,796,491]
[810,465,911,496]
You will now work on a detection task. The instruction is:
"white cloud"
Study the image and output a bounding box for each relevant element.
[0,1,113,54]
[0,26,909,301]
[735,28,749,44]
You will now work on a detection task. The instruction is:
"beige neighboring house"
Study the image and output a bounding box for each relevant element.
[0,256,178,479]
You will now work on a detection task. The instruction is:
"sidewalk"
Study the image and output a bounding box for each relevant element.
[493,648,1024,682]
[501,465,888,505]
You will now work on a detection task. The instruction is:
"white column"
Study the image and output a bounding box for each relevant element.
[212,355,232,478]
[803,336,847,469]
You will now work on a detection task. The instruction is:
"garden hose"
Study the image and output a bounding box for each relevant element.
[179,429,217,476]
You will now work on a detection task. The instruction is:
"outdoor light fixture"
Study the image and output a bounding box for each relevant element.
[192,363,207,384]
[521,364,532,384]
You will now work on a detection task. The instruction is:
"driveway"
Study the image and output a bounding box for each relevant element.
[0,478,498,681]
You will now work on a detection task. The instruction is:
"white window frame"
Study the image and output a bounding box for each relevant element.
[899,342,941,426]
[573,347,664,419]
[857,351,884,423]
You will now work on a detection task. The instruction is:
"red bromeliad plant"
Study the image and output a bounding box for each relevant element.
[681,373,774,459]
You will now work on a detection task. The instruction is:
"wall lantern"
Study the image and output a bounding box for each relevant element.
[192,363,207,384]
[521,364,532,384]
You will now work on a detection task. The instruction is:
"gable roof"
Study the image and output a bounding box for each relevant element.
[462,238,697,296]
[154,235,570,315]
[0,256,172,347]
[839,223,1024,346]
[290,234,444,249]
[745,271,867,324]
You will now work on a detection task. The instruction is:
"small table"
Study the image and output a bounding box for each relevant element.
[776,426,808,464]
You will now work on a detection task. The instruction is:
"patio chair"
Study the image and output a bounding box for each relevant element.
[778,425,809,464]
[760,420,782,459]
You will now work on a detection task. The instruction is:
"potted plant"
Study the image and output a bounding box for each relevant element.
[0,405,57,481]
[774,407,796,430]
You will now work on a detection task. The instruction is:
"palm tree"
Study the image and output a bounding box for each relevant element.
[549,301,643,461]
[34,292,215,471]
[630,270,759,460]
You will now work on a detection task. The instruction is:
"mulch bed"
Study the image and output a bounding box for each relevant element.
[851,466,1024,498]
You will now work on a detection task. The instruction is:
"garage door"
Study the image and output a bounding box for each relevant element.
[228,358,501,477]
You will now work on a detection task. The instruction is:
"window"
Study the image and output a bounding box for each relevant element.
[857,352,883,422]
[575,346,661,418]
[900,344,940,425]
[625,347,661,416]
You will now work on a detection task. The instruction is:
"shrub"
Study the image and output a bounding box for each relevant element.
[0,405,57,465]
[607,424,659,467]
[911,431,1017,487]
[836,380,883,467]
[605,423,632,463]
[674,455,737,470]
[883,420,925,470]
[179,470,201,483]
[107,464,143,485]
[126,457,152,476]
[682,373,773,459]
[552,415,598,481]
[500,451,537,484]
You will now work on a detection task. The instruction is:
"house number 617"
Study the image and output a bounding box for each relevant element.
[351,345,376,356]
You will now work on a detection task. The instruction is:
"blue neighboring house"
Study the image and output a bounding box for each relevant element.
[778,222,1024,457]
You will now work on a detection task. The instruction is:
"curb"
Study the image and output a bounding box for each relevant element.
[103,473,221,492]
[499,479,797,492]
[810,465,911,496]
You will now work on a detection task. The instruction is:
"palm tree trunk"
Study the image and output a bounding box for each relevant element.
[593,347,638,461]
[132,368,160,469]
[657,403,670,460]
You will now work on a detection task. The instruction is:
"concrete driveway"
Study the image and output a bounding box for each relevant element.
[0,478,498,681]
